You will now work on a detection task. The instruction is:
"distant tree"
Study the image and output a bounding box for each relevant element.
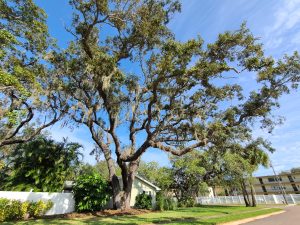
[94,160,121,181]
[76,163,99,176]
[279,167,300,175]
[0,136,83,191]
[76,160,122,182]
[205,138,271,207]
[138,161,172,190]
[291,167,300,173]
[170,152,208,203]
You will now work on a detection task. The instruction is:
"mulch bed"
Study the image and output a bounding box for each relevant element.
[41,208,152,220]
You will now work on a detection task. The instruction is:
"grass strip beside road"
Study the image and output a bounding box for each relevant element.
[2,205,282,225]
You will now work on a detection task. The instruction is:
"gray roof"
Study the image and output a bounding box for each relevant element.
[135,175,161,191]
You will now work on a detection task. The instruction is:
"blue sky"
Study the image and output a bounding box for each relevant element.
[36,0,300,176]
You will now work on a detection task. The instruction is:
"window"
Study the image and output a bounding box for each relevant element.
[268,177,282,182]
[271,186,286,190]
[288,175,294,182]
[143,191,152,195]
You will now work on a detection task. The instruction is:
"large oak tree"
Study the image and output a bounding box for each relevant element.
[47,0,300,209]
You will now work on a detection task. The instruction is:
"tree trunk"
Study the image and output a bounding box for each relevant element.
[104,151,122,209]
[119,160,139,210]
[91,132,123,209]
[119,175,133,210]
[212,186,217,197]
[111,175,122,209]
[123,182,133,210]
[242,190,250,207]
[241,180,250,207]
[225,188,229,196]
[250,184,257,207]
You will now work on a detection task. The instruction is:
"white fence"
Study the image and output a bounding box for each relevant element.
[197,194,300,205]
[0,191,75,215]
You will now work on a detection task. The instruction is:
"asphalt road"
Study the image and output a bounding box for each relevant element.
[244,205,300,225]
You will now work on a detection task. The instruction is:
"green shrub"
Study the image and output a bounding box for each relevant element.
[185,197,196,207]
[177,201,186,208]
[73,173,111,212]
[155,192,164,211]
[178,197,196,208]
[155,192,177,211]
[28,200,53,218]
[0,199,28,221]
[0,198,52,222]
[135,192,152,209]
[164,197,177,210]
[7,200,27,220]
[0,198,10,221]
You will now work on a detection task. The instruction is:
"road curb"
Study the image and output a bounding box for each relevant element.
[219,210,286,225]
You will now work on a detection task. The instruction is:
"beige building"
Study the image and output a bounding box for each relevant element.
[129,175,161,207]
[251,172,300,195]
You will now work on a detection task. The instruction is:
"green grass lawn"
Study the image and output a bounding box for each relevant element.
[2,206,282,225]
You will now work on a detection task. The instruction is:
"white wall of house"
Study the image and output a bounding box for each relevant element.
[0,191,75,215]
[207,187,214,197]
[131,178,158,208]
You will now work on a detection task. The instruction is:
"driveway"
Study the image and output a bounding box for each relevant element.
[243,205,300,225]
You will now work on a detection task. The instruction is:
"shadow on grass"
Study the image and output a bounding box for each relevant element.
[176,205,246,215]
[151,216,216,225]
[2,205,250,225]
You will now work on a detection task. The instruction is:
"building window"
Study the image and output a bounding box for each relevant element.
[271,186,286,190]
[268,177,282,182]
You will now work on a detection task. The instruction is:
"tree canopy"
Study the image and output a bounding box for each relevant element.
[0,0,66,147]
[46,0,300,209]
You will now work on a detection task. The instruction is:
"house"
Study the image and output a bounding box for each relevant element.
[129,175,161,207]
[211,172,300,196]
[248,172,300,195]
[64,175,161,208]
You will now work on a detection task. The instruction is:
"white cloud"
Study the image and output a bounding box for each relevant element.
[264,0,300,51]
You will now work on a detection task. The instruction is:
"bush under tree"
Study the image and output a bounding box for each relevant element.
[73,173,111,212]
[134,192,152,210]
[156,192,177,211]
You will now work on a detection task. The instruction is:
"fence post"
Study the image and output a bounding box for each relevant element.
[273,195,279,204]
[263,195,267,204]
[290,194,296,204]
[238,196,243,204]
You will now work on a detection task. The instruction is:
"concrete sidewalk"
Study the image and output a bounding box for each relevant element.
[243,205,300,225]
